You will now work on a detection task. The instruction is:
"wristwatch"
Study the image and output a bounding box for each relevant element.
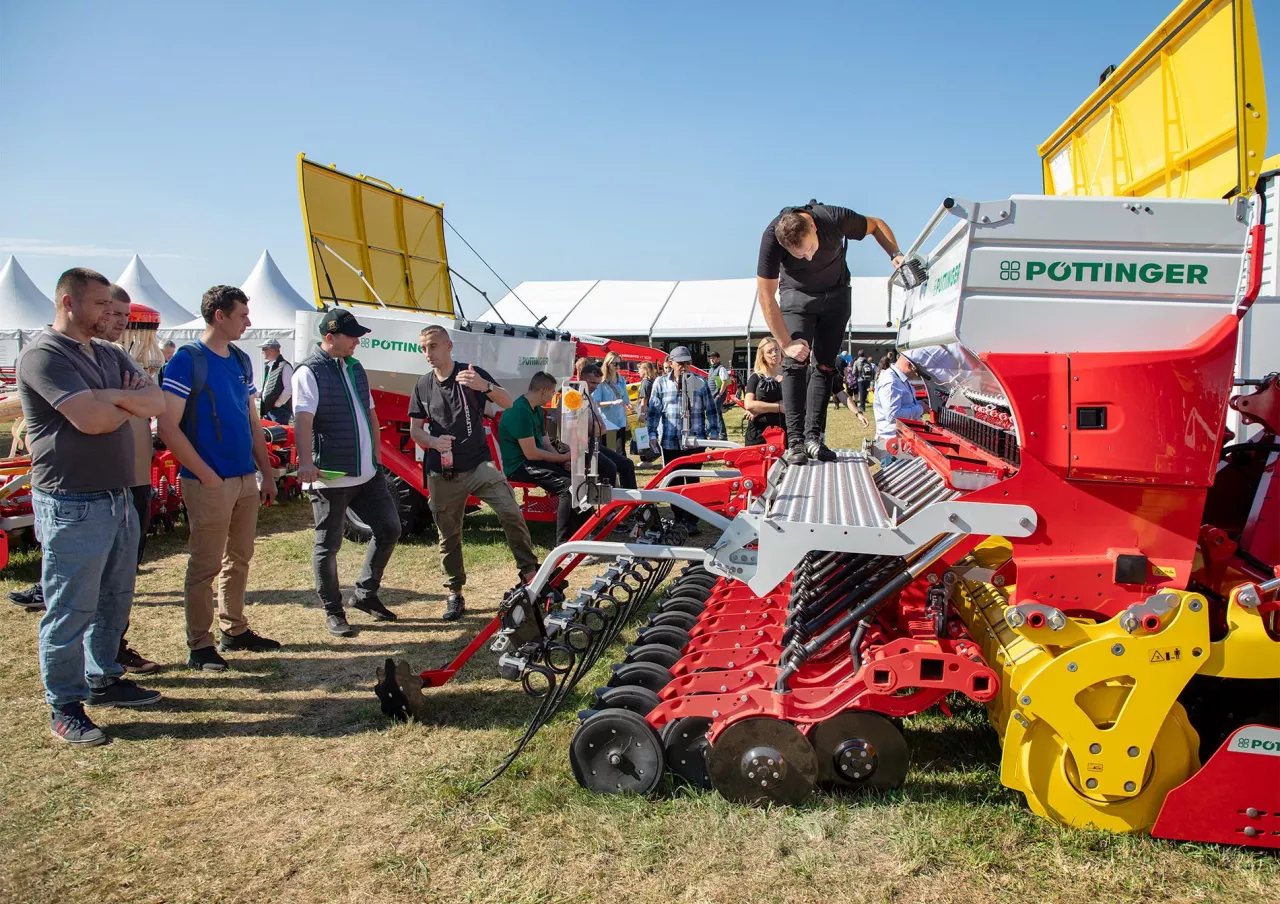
[889,250,903,261]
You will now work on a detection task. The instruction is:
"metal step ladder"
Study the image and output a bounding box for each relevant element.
[706,452,1038,595]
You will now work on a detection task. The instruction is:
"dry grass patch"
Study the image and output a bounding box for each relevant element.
[1,410,1276,903]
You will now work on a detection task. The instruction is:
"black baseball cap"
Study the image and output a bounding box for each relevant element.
[318,308,370,338]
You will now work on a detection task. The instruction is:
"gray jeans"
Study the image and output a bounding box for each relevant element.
[308,476,402,615]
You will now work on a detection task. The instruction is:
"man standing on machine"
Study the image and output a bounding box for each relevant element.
[756,202,912,464]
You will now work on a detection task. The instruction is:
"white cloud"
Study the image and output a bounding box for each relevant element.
[0,237,183,259]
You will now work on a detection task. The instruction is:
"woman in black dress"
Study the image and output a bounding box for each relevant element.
[743,338,784,446]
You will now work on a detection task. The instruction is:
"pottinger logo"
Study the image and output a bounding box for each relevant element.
[1000,259,1208,285]
[519,356,549,366]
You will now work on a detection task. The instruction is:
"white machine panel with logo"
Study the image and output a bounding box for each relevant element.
[895,194,1250,355]
[295,308,577,400]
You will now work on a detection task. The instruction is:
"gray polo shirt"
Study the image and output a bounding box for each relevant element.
[17,328,141,494]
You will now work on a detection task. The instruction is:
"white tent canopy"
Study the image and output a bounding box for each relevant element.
[482,277,905,341]
[0,256,54,330]
[116,255,196,327]
[240,249,312,328]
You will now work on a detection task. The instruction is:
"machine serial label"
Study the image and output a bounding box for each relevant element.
[1149,647,1182,663]
[1233,727,1280,756]
[999,259,1208,285]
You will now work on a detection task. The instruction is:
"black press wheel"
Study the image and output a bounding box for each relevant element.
[608,661,675,693]
[624,643,683,669]
[647,610,700,632]
[593,684,663,716]
[662,717,713,790]
[658,598,706,618]
[569,708,665,795]
[635,625,692,652]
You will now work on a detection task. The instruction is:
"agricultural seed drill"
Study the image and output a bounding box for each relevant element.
[375,172,1280,849]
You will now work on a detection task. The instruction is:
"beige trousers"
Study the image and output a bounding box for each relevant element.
[180,474,259,649]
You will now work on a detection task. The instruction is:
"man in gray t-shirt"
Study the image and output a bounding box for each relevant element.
[17,267,166,746]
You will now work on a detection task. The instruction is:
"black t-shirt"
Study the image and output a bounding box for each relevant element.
[757,203,868,306]
[744,371,784,444]
[408,361,501,476]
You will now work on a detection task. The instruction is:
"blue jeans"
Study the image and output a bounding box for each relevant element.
[34,487,139,707]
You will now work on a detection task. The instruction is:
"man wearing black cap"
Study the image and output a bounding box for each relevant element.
[259,338,293,423]
[756,202,907,465]
[293,309,401,637]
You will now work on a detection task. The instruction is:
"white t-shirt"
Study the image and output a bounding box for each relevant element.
[292,364,376,490]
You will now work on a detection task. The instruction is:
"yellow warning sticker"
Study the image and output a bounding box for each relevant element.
[1149,647,1182,664]
[1150,564,1177,579]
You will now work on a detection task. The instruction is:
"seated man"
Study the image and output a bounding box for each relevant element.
[498,372,585,546]
[580,363,636,490]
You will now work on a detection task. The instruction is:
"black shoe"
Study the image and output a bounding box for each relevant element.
[219,628,282,653]
[351,595,397,622]
[50,703,108,746]
[188,646,229,672]
[805,441,837,463]
[326,613,357,637]
[9,583,44,611]
[783,443,808,466]
[88,677,162,708]
[442,593,465,622]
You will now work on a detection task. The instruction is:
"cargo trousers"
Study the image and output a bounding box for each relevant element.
[427,460,539,593]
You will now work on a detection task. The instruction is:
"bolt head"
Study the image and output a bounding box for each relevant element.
[1124,781,1136,793]
[1067,662,1078,672]
[1111,643,1125,656]
[1020,695,1032,706]
[1086,778,1098,789]
[1128,746,1140,757]
[1089,743,1101,754]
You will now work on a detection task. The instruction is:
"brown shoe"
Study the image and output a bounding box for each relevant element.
[117,642,162,675]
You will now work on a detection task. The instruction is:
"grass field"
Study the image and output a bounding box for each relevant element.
[1,407,1276,904]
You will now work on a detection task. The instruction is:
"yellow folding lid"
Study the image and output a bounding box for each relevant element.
[297,154,454,315]
[1039,0,1267,200]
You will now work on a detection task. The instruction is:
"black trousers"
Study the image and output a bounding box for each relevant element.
[131,484,151,566]
[510,461,585,546]
[308,477,402,615]
[597,445,637,490]
[855,379,870,412]
[661,446,702,528]
[781,288,851,446]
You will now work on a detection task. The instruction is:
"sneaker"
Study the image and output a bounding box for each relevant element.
[9,583,44,611]
[783,443,808,466]
[326,613,357,637]
[188,646,229,672]
[117,642,161,675]
[50,703,108,747]
[442,593,465,622]
[87,677,162,708]
[219,628,282,653]
[805,441,837,463]
[350,595,397,622]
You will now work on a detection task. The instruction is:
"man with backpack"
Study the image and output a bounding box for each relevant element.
[849,350,876,414]
[755,201,909,465]
[158,285,281,671]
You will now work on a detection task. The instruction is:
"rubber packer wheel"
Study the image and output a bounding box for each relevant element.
[624,644,682,669]
[570,708,666,795]
[708,717,818,807]
[608,660,674,693]
[635,625,692,651]
[593,684,663,716]
[658,598,706,617]
[662,717,714,789]
[647,610,699,632]
[809,712,910,790]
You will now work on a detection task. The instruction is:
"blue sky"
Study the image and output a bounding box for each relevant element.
[2,0,1276,319]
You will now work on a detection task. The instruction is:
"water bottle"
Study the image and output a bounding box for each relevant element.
[441,443,455,479]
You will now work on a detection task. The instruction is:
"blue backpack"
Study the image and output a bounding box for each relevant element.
[178,343,253,444]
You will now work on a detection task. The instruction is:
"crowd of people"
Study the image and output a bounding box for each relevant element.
[18,207,918,746]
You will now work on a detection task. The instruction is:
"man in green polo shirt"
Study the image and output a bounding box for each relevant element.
[498,371,583,546]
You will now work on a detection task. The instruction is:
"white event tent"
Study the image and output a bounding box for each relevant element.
[0,256,56,369]
[481,277,904,363]
[157,250,313,391]
[116,255,198,326]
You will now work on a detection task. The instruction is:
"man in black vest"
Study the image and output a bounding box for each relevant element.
[259,339,293,423]
[294,309,401,638]
[756,202,906,465]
